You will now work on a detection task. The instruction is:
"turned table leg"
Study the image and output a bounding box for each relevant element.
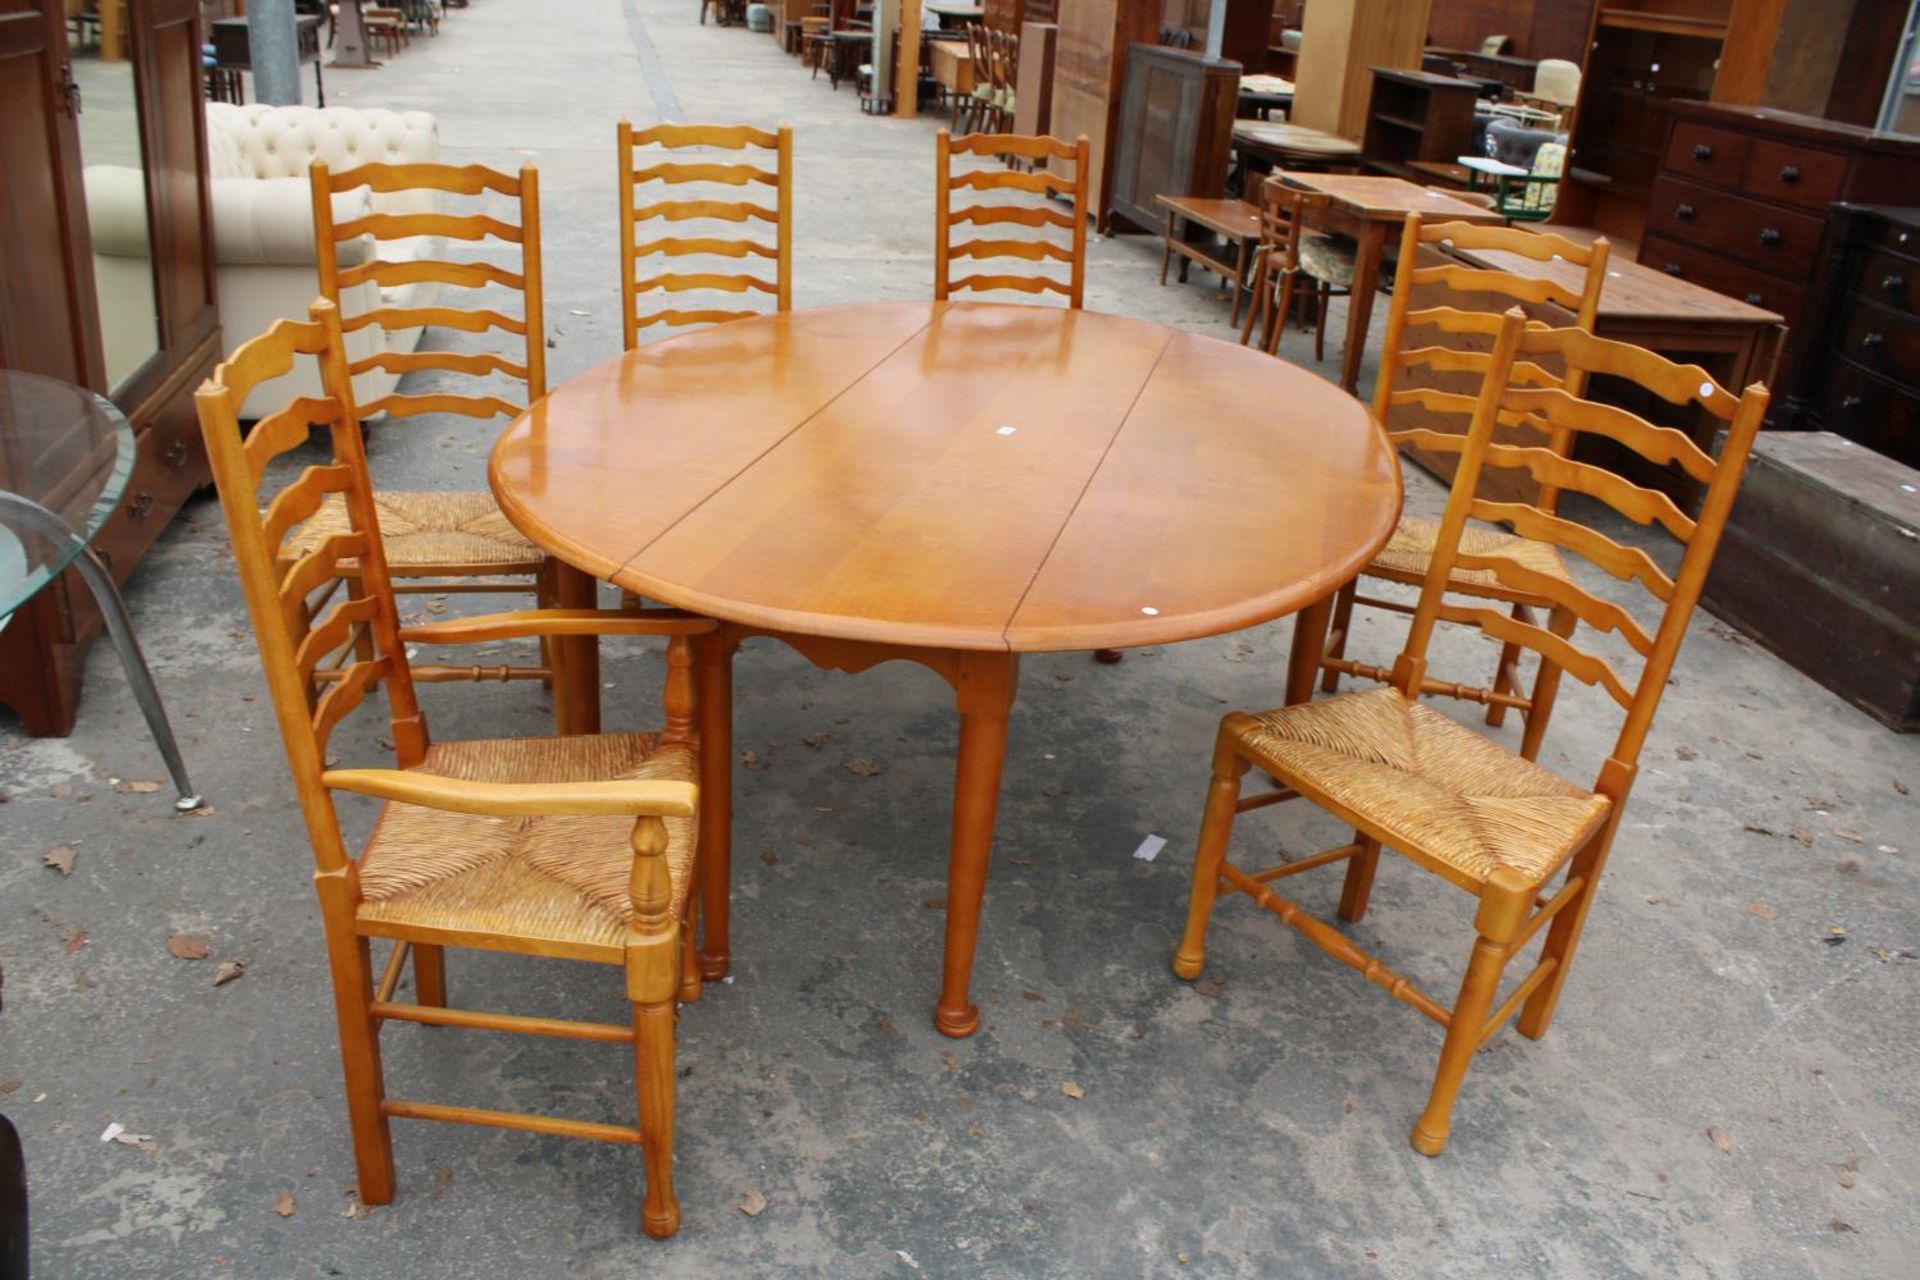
[550,562,601,735]
[935,650,1018,1038]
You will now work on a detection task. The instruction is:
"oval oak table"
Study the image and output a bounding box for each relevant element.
[490,301,1401,1037]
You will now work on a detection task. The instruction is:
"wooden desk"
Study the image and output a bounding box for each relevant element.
[1155,195,1264,327]
[490,301,1401,1037]
[1232,120,1361,172]
[1280,173,1506,394]
[1403,236,1786,503]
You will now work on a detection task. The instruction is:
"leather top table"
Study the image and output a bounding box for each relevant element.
[490,301,1401,1036]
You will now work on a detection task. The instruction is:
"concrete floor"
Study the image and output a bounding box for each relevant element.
[4,3,1918,1276]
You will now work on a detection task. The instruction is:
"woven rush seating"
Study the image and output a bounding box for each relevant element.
[358,735,697,957]
[279,491,543,572]
[1232,688,1610,890]
[1369,515,1570,598]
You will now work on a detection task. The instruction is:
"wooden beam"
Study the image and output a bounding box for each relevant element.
[898,0,922,117]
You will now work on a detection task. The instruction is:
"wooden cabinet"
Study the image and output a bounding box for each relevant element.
[0,0,219,736]
[1108,45,1239,232]
[1361,69,1480,180]
[1049,0,1160,231]
[1785,206,1920,467]
[1290,0,1432,142]
[1635,101,1919,427]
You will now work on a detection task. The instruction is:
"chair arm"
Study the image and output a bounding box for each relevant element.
[398,608,718,646]
[322,770,698,818]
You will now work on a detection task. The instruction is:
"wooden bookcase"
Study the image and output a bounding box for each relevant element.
[1361,69,1481,179]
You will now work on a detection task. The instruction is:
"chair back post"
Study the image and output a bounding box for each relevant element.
[310,299,427,766]
[311,160,343,305]
[776,124,795,313]
[934,127,953,301]
[618,118,639,351]
[1068,133,1090,309]
[1609,381,1768,773]
[520,163,548,399]
[1390,306,1529,695]
[1371,212,1427,423]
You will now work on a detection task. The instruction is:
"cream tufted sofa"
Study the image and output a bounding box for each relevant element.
[203,103,444,417]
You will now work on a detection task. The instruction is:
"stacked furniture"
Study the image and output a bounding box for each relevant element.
[1637,101,1920,423]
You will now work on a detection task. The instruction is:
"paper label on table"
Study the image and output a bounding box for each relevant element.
[1132,834,1167,862]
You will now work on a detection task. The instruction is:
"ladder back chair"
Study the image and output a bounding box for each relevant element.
[1176,306,1768,1156]
[1305,215,1611,761]
[617,121,795,349]
[307,159,558,691]
[1238,175,1351,360]
[934,129,1090,309]
[196,299,723,1238]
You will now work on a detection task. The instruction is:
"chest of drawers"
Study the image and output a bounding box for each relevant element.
[1787,206,1920,467]
[1636,102,1918,421]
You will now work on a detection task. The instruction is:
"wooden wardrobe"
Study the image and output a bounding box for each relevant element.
[0,0,220,735]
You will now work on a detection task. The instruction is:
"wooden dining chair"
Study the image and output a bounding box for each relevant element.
[307,159,558,690]
[195,298,722,1238]
[1238,175,1350,359]
[934,129,1090,309]
[617,121,794,349]
[1304,215,1611,761]
[1177,305,1768,1155]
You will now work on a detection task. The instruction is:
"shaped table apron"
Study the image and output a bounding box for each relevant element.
[489,300,1400,1035]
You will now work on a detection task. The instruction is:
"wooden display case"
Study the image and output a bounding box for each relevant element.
[0,0,219,735]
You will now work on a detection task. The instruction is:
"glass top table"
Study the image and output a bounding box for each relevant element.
[0,370,200,810]
[0,373,137,618]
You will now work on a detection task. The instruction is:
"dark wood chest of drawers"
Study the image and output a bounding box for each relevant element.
[1636,101,1918,419]
[1785,205,1920,467]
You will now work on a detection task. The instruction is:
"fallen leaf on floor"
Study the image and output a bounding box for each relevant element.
[1745,903,1778,921]
[737,1188,767,1217]
[845,757,881,777]
[117,780,162,795]
[1061,1081,1086,1100]
[803,730,831,748]
[1830,1219,1858,1234]
[939,1049,959,1075]
[1178,1252,1191,1265]
[1043,783,1067,798]
[760,850,779,865]
[0,1080,19,1094]
[740,750,766,771]
[43,846,76,876]
[100,1122,124,1143]
[343,1199,373,1220]
[1834,1165,1858,1189]
[49,783,70,799]
[65,928,88,954]
[1022,990,1045,1002]
[1674,745,1697,761]
[107,1127,155,1153]
[1789,827,1814,845]
[1831,828,1863,843]
[1194,975,1225,999]
[923,897,946,911]
[168,934,211,960]
[895,1250,920,1270]
[1895,780,1909,796]
[1706,1125,1733,1152]
[1742,824,1776,837]
[432,1167,453,1197]
[274,1191,297,1217]
[187,804,217,817]
[215,960,247,986]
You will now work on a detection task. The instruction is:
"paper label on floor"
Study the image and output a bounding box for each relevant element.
[1132,834,1167,862]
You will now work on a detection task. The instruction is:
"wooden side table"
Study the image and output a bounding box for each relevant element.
[1154,195,1264,328]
